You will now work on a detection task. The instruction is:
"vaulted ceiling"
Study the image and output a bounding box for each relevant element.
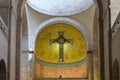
[27,0,94,16]
[110,0,120,27]
[0,0,9,26]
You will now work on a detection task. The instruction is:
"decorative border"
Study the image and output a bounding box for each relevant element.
[35,57,87,67]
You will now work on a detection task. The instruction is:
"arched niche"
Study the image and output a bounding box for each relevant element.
[35,22,88,66]
[17,0,101,80]
[33,17,92,51]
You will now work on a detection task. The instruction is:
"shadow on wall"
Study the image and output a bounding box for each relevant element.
[112,59,119,80]
[0,59,6,80]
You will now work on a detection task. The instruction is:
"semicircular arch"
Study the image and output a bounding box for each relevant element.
[33,17,93,51]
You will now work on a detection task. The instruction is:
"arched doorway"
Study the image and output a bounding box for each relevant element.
[0,59,6,80]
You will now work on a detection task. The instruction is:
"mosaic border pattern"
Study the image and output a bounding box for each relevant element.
[35,56,87,67]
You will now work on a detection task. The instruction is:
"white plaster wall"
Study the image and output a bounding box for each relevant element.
[25,4,52,50]
[110,0,120,27]
[25,3,95,50]
[0,31,8,67]
[69,4,95,37]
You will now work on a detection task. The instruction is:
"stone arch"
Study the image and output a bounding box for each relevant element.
[112,59,119,80]
[16,0,101,80]
[33,17,93,51]
[15,0,27,80]
[0,0,9,26]
[0,59,6,80]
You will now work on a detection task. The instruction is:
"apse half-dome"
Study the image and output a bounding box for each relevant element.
[27,0,93,16]
[35,23,88,66]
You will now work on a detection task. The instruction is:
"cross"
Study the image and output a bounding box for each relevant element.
[50,31,73,62]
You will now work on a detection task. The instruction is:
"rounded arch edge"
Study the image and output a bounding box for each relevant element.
[32,17,93,51]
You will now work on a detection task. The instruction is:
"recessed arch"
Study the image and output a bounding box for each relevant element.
[0,59,6,80]
[17,1,101,79]
[33,17,92,51]
[35,22,88,66]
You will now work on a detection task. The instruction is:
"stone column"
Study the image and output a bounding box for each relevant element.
[28,53,34,80]
[87,51,94,80]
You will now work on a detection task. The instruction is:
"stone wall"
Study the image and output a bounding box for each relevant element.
[0,16,8,80]
[112,13,120,80]
[0,22,8,67]
[95,0,111,80]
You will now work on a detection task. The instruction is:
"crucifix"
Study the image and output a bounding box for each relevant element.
[50,31,73,62]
